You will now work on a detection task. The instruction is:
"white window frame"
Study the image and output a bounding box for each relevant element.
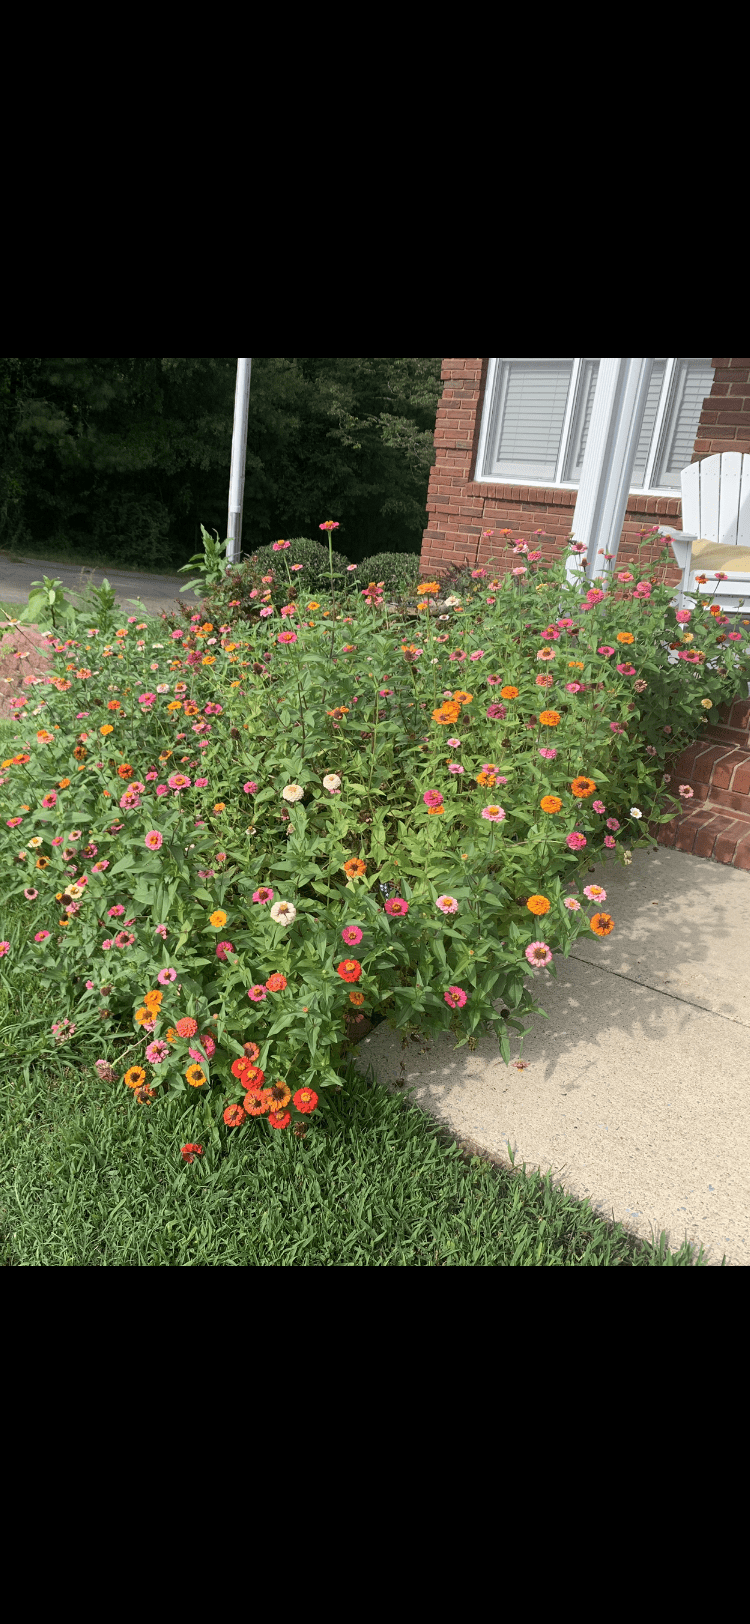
[474,357,714,497]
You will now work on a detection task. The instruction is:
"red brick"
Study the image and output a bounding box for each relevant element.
[732,834,750,870]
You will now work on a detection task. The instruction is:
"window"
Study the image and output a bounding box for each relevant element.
[476,358,714,493]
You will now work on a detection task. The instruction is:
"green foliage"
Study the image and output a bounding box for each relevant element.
[245,535,351,587]
[177,525,230,597]
[357,553,421,594]
[1,529,746,1178]
[1,358,442,567]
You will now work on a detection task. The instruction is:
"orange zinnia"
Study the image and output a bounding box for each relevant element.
[539,710,560,726]
[417,582,440,595]
[590,912,615,937]
[452,690,473,704]
[616,632,634,644]
[500,686,519,699]
[117,764,133,779]
[343,858,366,879]
[349,989,365,1006]
[245,1089,273,1117]
[571,777,596,798]
[540,795,562,813]
[526,895,551,915]
[124,1066,146,1089]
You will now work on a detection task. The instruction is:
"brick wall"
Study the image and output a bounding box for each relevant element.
[420,358,750,586]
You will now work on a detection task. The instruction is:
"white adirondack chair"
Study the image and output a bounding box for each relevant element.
[660,451,750,613]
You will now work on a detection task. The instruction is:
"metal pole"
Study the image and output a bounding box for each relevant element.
[567,358,654,584]
[227,358,251,566]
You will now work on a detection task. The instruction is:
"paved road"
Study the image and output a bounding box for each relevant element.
[0,554,202,617]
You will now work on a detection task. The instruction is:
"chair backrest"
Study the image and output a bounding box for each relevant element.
[681,452,750,546]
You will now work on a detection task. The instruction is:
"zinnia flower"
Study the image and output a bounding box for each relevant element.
[157,966,177,985]
[337,959,362,983]
[248,985,267,1002]
[590,913,615,937]
[540,796,562,813]
[323,773,342,793]
[384,898,409,916]
[124,1066,146,1090]
[481,805,505,821]
[144,830,163,850]
[444,985,467,1009]
[175,1017,198,1038]
[571,776,596,798]
[526,895,550,915]
[563,897,581,911]
[592,800,606,814]
[293,1087,318,1115]
[265,973,287,992]
[566,831,587,850]
[539,711,560,726]
[486,703,507,720]
[268,1109,291,1129]
[349,990,365,1006]
[678,784,694,799]
[210,909,228,928]
[281,783,304,802]
[343,858,366,879]
[181,1143,203,1162]
[436,895,458,914]
[584,885,607,902]
[630,807,642,819]
[447,762,464,774]
[223,1104,245,1128]
[342,925,363,944]
[525,941,552,967]
[539,748,557,760]
[185,1064,206,1087]
[269,900,296,925]
[423,789,444,808]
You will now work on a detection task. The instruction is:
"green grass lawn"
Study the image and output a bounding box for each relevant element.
[0,987,704,1266]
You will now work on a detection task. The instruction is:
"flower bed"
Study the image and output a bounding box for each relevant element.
[2,530,747,1147]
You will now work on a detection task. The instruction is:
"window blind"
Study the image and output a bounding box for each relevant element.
[653,359,714,488]
[487,359,574,480]
[630,359,667,486]
[564,359,600,481]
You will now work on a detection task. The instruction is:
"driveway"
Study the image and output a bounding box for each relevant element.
[0,554,201,618]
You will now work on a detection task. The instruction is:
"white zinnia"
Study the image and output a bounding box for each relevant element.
[630,807,642,818]
[444,595,461,607]
[322,773,341,792]
[270,900,297,925]
[281,784,304,803]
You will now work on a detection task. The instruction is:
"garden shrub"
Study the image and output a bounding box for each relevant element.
[1,529,748,1153]
[356,552,421,596]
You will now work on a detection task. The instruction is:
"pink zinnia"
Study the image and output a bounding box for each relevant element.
[34,930,50,942]
[511,566,527,576]
[204,703,223,715]
[436,895,459,914]
[678,784,694,799]
[138,692,157,706]
[155,923,168,939]
[248,985,267,1002]
[469,650,485,661]
[156,784,169,797]
[120,790,140,810]
[342,925,363,944]
[525,941,552,967]
[486,675,502,686]
[557,617,574,628]
[243,781,258,794]
[563,897,581,911]
[598,646,615,657]
[157,966,177,985]
[447,737,461,747]
[195,777,208,788]
[444,985,467,1009]
[486,703,507,720]
[539,747,557,760]
[423,790,444,808]
[277,630,298,645]
[675,610,691,623]
[584,885,607,902]
[481,805,506,821]
[447,762,464,774]
[592,800,606,814]
[108,904,125,918]
[259,607,274,618]
[167,773,191,790]
[253,887,274,904]
[586,589,605,604]
[616,663,636,676]
[604,835,616,847]
[145,1040,169,1064]
[566,831,587,850]
[449,651,467,663]
[565,682,584,693]
[385,897,409,916]
[144,830,163,851]
[536,648,555,661]
[610,723,626,734]
[41,791,57,808]
[24,887,38,900]
[101,939,113,950]
[215,941,234,960]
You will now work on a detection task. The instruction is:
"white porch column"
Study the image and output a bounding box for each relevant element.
[567,358,654,584]
[227,358,252,565]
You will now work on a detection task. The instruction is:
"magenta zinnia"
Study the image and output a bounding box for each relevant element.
[525,941,552,967]
[444,985,467,1009]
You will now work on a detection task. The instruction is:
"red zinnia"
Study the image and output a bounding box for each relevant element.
[265,972,287,992]
[181,1143,203,1163]
[233,1061,265,1092]
[223,1104,245,1128]
[268,1109,291,1130]
[293,1087,319,1115]
[336,959,362,983]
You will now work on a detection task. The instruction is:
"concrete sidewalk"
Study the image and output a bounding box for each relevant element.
[0,555,200,617]
[354,846,750,1266]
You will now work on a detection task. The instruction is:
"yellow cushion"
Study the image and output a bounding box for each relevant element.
[690,539,750,571]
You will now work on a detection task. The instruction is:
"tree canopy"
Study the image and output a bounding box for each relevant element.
[0,357,442,568]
